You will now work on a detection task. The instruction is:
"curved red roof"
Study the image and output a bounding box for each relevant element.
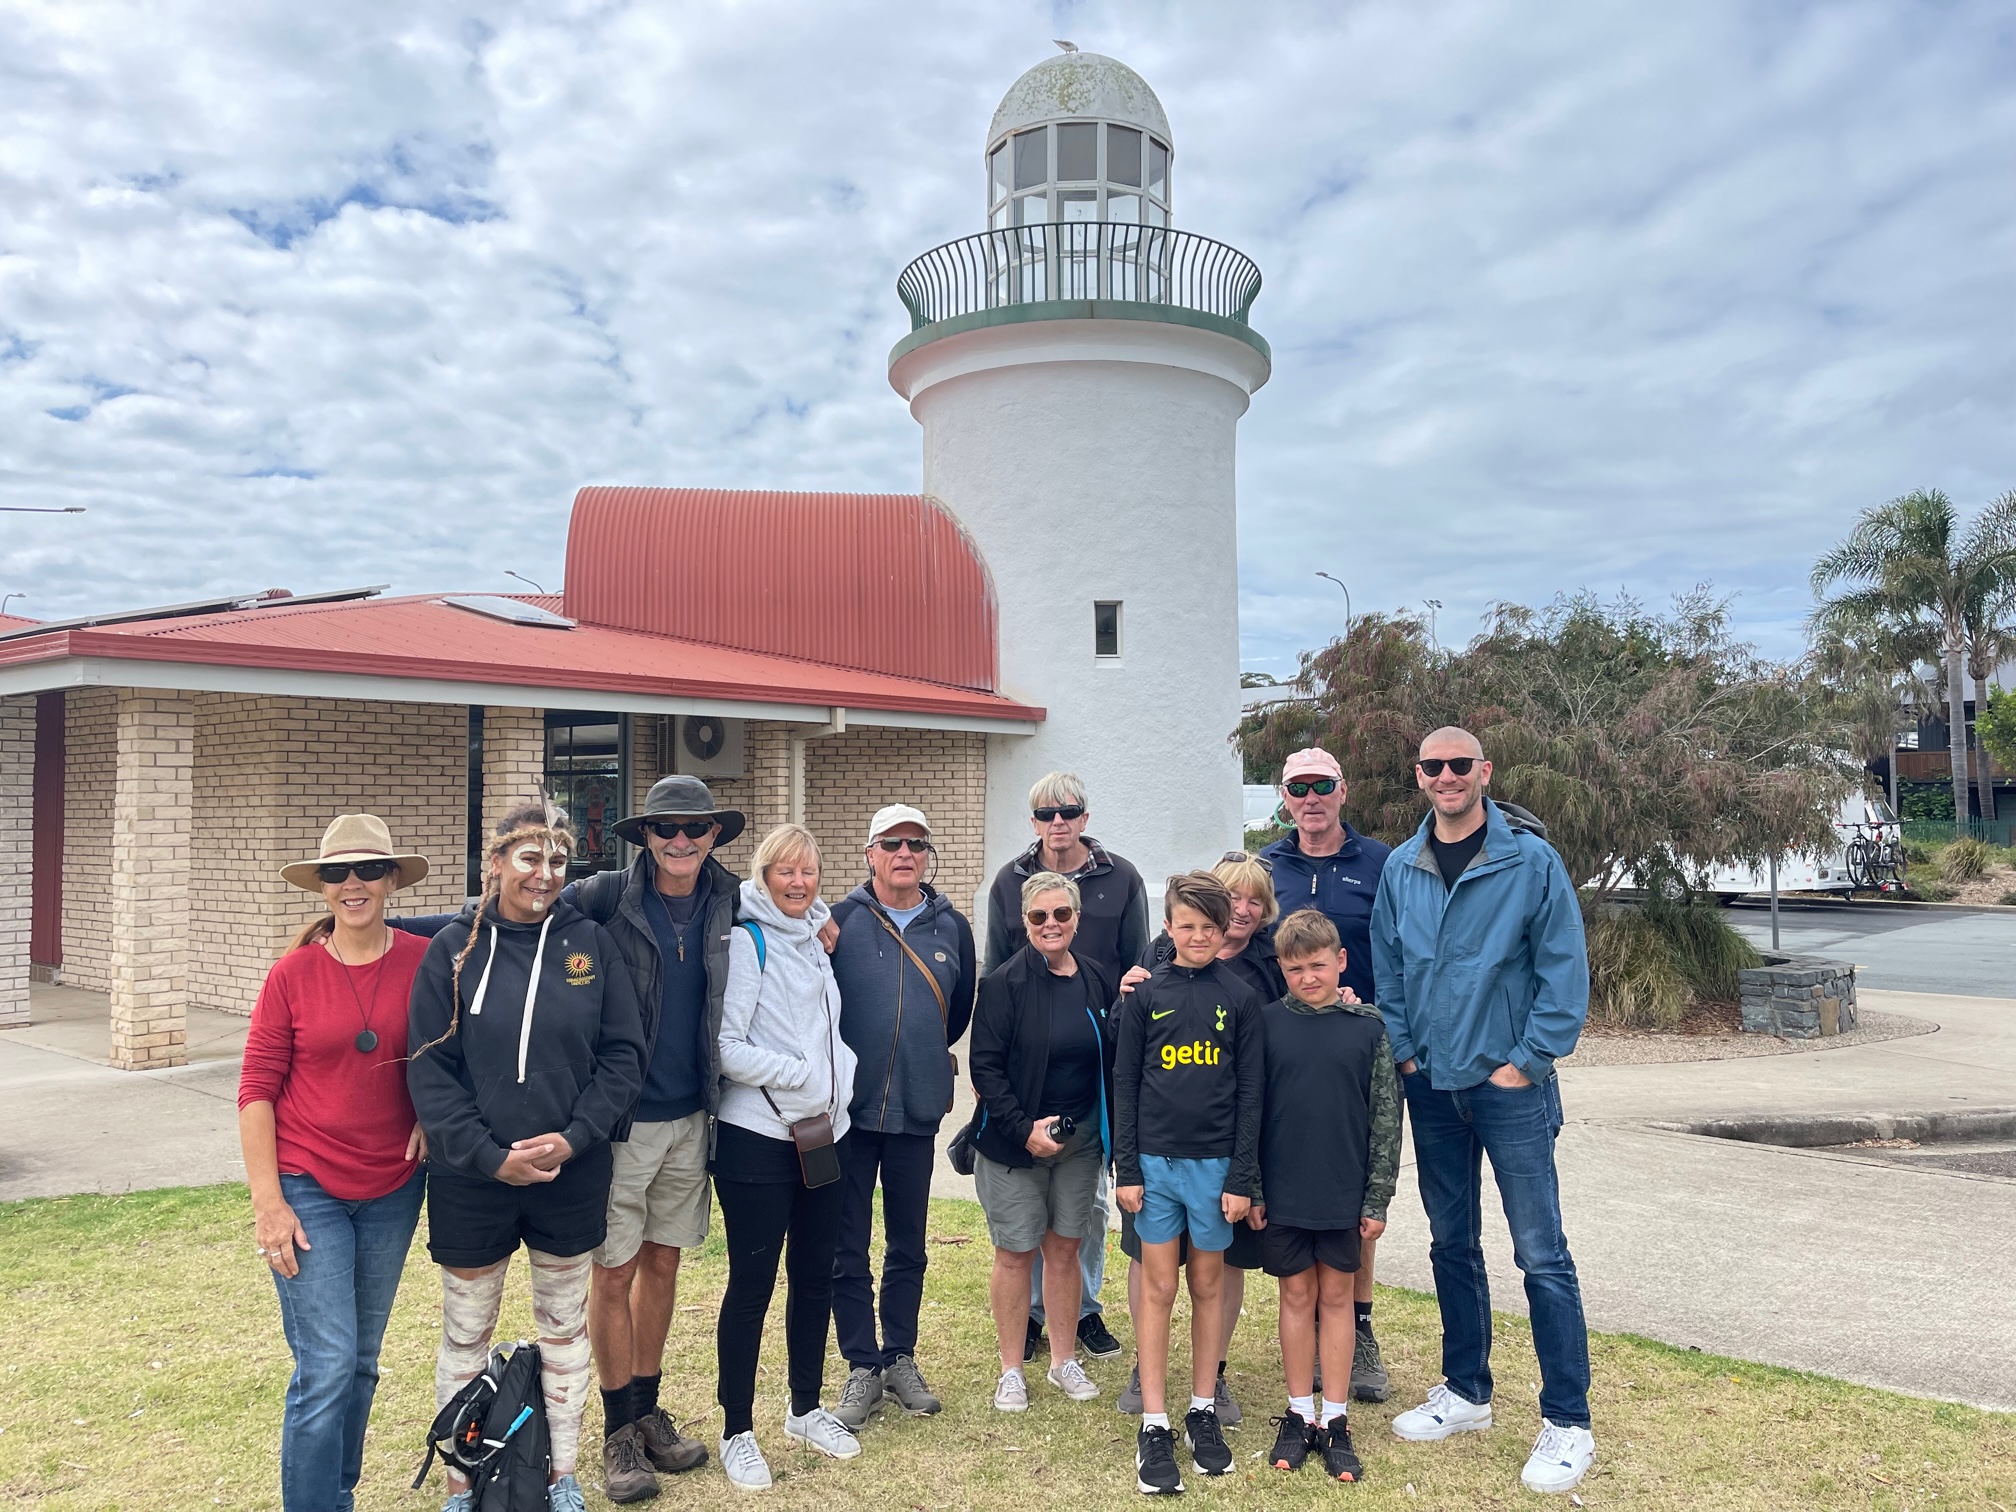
[563,487,998,692]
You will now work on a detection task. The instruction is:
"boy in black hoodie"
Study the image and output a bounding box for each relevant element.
[1112,871,1265,1495]
[407,804,645,1512]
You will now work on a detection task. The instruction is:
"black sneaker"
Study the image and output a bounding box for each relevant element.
[1077,1312,1123,1359]
[1024,1315,1045,1365]
[1321,1418,1364,1483]
[1136,1423,1185,1495]
[1184,1407,1232,1477]
[1268,1411,1315,1471]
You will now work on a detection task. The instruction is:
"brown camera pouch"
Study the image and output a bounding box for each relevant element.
[762,1094,841,1188]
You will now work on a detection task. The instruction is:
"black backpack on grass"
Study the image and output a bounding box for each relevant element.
[412,1340,549,1510]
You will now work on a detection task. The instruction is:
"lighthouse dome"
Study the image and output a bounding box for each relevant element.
[983,52,1175,228]
[986,52,1172,150]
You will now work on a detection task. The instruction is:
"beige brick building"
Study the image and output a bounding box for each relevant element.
[0,489,1040,1068]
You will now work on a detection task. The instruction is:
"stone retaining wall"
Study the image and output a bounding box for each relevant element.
[1739,953,1858,1039]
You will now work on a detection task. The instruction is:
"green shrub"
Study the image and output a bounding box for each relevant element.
[1901,785,1957,821]
[1584,900,1759,1029]
[1942,836,1992,882]
[1908,866,1957,901]
[1585,909,1689,1030]
[1902,838,1936,866]
[2000,890,2016,907]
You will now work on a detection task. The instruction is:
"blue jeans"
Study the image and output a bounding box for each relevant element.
[1030,1163,1107,1323]
[270,1169,426,1511]
[1403,1074,1591,1428]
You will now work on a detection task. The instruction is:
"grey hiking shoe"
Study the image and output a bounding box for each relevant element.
[1213,1364,1242,1428]
[1118,1359,1143,1414]
[884,1354,942,1415]
[1351,1323,1391,1402]
[833,1366,885,1430]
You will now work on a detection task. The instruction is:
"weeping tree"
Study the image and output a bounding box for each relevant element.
[1236,590,1853,903]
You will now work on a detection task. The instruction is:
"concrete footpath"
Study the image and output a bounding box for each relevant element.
[5,985,2011,1411]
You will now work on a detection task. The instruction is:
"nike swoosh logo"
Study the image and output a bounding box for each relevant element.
[1151,1009,1176,1020]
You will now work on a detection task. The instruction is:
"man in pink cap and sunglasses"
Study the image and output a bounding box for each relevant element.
[1259,746,1394,1405]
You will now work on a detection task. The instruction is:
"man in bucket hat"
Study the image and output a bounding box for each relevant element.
[573,775,746,1501]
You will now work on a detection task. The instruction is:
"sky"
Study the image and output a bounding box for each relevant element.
[3,0,2013,676]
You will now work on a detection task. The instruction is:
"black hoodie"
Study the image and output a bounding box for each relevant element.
[407,896,646,1181]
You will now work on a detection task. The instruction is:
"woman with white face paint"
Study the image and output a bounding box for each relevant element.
[406,803,647,1512]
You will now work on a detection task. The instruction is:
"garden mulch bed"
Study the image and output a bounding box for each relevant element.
[1561,1008,1937,1067]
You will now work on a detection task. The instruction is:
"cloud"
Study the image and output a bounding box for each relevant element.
[1,0,2011,676]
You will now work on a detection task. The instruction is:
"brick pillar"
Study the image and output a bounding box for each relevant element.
[110,690,193,1069]
[0,698,32,1027]
[480,706,546,829]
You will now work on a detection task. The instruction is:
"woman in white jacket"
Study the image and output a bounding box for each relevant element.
[712,823,862,1490]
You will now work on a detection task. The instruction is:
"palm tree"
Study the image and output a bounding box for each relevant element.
[1811,618,1930,812]
[1964,545,2016,822]
[1812,489,2016,828]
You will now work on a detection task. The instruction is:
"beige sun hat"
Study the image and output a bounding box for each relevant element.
[280,814,431,892]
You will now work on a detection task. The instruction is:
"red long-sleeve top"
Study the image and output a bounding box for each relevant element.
[238,932,429,1201]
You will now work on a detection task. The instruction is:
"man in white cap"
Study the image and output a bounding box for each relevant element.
[1260,746,1396,1405]
[826,804,977,1431]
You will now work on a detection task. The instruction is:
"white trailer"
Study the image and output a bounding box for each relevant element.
[1700,791,1905,900]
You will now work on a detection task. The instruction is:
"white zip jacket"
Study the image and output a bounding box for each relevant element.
[716,878,857,1142]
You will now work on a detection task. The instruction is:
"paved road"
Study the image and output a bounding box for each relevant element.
[1727,901,2016,997]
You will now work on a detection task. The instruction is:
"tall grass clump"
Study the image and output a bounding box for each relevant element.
[1584,898,1762,1029]
[1942,836,1993,883]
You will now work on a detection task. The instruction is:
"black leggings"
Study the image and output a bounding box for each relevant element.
[715,1169,846,1436]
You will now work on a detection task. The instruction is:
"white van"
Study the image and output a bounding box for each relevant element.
[1699,791,1904,900]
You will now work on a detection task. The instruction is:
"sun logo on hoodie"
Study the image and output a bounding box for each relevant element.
[563,951,595,987]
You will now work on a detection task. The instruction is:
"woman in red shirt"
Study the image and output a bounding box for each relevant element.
[238,814,433,1512]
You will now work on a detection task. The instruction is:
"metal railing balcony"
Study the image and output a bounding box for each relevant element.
[896,222,1263,332]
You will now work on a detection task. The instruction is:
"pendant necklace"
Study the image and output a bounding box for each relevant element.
[651,886,692,963]
[331,927,392,1053]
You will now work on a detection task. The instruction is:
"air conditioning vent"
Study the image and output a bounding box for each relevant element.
[665,714,745,779]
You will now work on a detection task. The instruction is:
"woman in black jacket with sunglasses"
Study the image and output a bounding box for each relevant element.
[968,870,1117,1413]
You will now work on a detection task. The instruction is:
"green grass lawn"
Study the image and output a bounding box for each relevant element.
[2,1184,2012,1509]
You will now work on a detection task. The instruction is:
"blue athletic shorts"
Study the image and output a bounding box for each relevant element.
[1135,1154,1234,1251]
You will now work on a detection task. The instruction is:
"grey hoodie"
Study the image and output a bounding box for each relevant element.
[716,878,859,1143]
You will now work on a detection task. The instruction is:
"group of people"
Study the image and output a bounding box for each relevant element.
[236,725,1597,1511]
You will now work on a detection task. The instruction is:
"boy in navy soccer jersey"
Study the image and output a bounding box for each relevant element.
[1112,871,1265,1495]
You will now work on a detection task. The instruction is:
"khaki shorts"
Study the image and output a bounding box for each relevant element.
[595,1111,711,1267]
[973,1123,1104,1253]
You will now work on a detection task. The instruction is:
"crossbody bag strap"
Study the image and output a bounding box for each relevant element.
[742,919,839,1123]
[873,909,948,1026]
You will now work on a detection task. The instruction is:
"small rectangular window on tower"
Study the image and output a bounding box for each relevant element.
[1094,601,1122,658]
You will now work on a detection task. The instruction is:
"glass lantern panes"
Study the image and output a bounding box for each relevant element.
[1108,126,1142,186]
[1013,128,1048,190]
[1056,122,1097,181]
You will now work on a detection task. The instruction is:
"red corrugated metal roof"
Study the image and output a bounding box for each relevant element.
[0,614,37,632]
[563,488,998,692]
[0,594,1042,722]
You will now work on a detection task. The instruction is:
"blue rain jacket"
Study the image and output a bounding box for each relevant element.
[1369,799,1589,1090]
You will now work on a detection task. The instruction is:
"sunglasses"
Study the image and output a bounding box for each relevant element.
[318,860,395,885]
[1033,805,1086,822]
[1284,779,1338,797]
[873,837,934,854]
[1417,757,1478,777]
[1025,906,1076,926]
[646,819,716,840]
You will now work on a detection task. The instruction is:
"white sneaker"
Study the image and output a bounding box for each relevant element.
[783,1405,862,1460]
[719,1431,772,1492]
[1390,1382,1493,1441]
[994,1367,1030,1412]
[1521,1419,1595,1492]
[1047,1358,1100,1401]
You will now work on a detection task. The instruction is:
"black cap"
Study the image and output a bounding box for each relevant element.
[613,774,747,847]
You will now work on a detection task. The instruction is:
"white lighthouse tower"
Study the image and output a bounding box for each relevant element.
[889,50,1271,912]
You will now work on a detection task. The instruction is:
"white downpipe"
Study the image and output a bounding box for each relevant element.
[788,707,848,827]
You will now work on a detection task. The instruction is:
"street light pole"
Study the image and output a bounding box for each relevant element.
[1315,572,1352,638]
[504,570,547,594]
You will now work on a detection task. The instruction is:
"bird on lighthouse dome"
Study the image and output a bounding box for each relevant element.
[984,49,1175,230]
